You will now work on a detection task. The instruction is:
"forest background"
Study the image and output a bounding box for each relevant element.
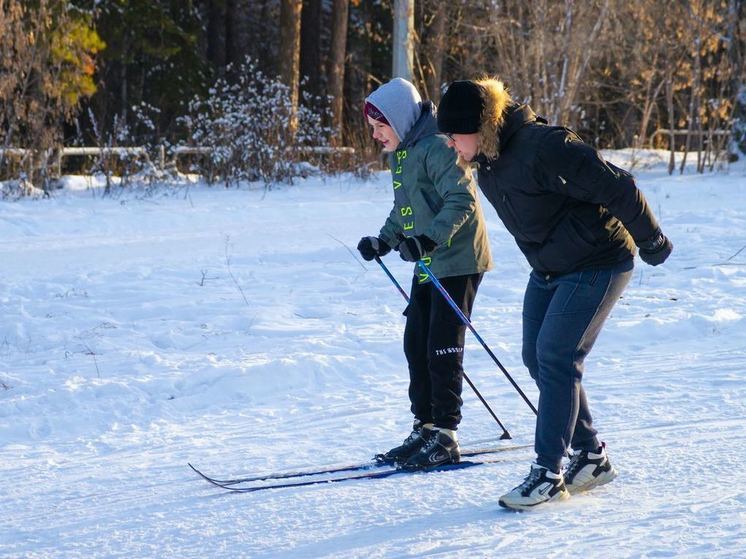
[1,0,745,190]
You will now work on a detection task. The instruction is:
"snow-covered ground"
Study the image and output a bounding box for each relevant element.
[1,151,745,558]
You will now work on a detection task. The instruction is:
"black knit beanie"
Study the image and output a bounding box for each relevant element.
[437,80,484,134]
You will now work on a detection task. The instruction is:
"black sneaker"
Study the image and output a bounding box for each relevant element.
[375,420,434,465]
[564,442,618,494]
[401,428,460,470]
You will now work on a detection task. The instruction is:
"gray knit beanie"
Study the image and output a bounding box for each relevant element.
[365,78,422,142]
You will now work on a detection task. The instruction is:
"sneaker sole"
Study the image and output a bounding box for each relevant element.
[566,467,618,495]
[498,489,570,511]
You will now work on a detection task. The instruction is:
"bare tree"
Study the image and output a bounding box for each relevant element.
[207,0,227,72]
[300,0,323,100]
[418,0,448,101]
[393,0,414,80]
[279,0,303,136]
[227,0,253,69]
[606,0,691,149]
[327,0,349,140]
[726,0,745,158]
[482,0,610,127]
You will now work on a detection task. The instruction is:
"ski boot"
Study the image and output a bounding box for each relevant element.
[375,420,434,465]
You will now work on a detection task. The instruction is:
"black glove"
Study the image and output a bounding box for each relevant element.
[397,235,437,262]
[357,236,391,261]
[637,228,673,266]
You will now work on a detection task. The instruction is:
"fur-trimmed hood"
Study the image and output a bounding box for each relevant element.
[474,78,513,160]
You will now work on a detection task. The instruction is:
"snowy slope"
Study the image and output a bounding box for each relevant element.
[0,153,745,558]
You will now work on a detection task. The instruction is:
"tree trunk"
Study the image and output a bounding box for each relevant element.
[728,0,746,157]
[226,0,252,74]
[636,50,662,149]
[327,0,349,141]
[224,0,236,67]
[300,0,323,100]
[393,0,414,80]
[343,0,371,140]
[665,68,676,175]
[120,58,128,126]
[279,0,303,136]
[558,0,609,127]
[536,1,549,116]
[207,0,227,73]
[421,2,447,101]
[680,34,701,175]
[554,0,573,124]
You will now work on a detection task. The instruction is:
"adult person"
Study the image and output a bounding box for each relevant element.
[357,77,493,469]
[436,78,673,509]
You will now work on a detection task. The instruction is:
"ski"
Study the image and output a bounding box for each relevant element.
[188,442,531,487]
[190,455,517,493]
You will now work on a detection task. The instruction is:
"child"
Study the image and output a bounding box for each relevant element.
[357,78,493,469]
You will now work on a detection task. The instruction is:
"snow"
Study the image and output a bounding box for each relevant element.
[1,153,745,558]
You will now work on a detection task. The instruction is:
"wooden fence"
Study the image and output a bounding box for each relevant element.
[0,145,356,177]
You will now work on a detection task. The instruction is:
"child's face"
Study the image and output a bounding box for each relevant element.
[367,116,399,152]
[445,133,480,162]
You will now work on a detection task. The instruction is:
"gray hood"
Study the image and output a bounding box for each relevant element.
[365,78,422,143]
[399,101,439,148]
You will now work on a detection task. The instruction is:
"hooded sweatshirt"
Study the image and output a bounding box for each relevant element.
[365,78,422,142]
[369,83,492,281]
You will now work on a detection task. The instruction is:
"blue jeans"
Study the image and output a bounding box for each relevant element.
[522,259,633,472]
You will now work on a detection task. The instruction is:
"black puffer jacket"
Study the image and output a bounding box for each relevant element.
[476,104,659,275]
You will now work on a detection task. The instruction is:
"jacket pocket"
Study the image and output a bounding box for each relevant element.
[534,215,597,273]
[568,214,597,246]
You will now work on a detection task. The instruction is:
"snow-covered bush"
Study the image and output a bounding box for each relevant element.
[0,176,45,200]
[178,58,331,187]
[63,104,170,196]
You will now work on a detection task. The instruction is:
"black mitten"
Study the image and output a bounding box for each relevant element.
[397,235,437,262]
[637,229,673,266]
[357,236,391,261]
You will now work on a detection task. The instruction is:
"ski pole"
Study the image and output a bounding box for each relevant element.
[374,256,512,439]
[416,260,538,416]
[375,254,409,301]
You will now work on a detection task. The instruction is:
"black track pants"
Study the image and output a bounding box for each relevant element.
[403,273,482,430]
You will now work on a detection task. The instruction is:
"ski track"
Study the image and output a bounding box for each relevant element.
[1,161,746,557]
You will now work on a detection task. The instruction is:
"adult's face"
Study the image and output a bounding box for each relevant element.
[367,116,399,152]
[445,133,479,162]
